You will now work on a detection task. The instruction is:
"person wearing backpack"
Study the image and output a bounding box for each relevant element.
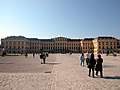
[40,52,47,64]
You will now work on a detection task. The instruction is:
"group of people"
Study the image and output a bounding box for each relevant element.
[24,52,48,64]
[80,52,103,78]
[40,52,49,64]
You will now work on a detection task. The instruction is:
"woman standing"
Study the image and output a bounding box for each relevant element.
[88,53,96,78]
[95,54,103,78]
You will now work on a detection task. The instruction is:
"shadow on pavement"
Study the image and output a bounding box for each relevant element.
[104,76,120,80]
[0,63,14,64]
[103,65,118,68]
[45,62,61,65]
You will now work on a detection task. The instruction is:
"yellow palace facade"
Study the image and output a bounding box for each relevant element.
[1,36,119,54]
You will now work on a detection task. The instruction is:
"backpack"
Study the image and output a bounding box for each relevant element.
[40,54,43,59]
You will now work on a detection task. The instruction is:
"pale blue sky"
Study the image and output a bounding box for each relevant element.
[0,0,120,40]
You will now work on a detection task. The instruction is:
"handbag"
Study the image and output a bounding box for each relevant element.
[87,63,91,68]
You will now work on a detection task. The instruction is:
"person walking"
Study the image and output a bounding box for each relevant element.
[25,52,28,58]
[80,53,85,67]
[42,52,47,64]
[33,53,35,58]
[40,53,43,64]
[88,53,96,78]
[95,54,103,78]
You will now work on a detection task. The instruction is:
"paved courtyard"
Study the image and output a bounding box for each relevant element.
[0,54,120,90]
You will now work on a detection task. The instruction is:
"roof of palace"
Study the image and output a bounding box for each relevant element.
[96,36,116,40]
[2,36,118,41]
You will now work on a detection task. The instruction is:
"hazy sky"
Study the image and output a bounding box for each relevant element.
[0,0,120,40]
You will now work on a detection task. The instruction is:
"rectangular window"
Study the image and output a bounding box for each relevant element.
[111,42,112,45]
[114,42,115,45]
[102,46,104,49]
[106,42,108,45]
[114,46,115,49]
[102,42,104,45]
[111,46,112,49]
[99,42,101,45]
[99,46,101,49]
[74,47,76,49]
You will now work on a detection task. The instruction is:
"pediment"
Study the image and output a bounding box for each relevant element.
[54,37,68,41]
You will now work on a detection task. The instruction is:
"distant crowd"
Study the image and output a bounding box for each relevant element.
[24,52,49,64]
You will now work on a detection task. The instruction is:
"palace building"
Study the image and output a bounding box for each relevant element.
[93,37,118,54]
[1,36,119,54]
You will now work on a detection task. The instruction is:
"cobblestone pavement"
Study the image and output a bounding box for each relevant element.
[0,54,120,90]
